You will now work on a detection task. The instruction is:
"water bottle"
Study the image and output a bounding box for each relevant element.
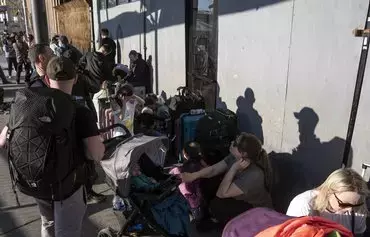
[112,195,125,211]
[128,224,144,232]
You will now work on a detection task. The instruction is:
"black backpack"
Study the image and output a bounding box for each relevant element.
[7,88,84,201]
[195,109,238,165]
[167,86,205,120]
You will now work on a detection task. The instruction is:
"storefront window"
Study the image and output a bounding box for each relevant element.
[117,0,139,5]
[107,0,117,8]
[188,0,218,110]
[100,0,107,9]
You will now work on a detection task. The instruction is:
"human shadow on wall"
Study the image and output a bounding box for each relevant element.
[101,0,287,39]
[216,83,227,110]
[236,88,264,144]
[269,107,353,213]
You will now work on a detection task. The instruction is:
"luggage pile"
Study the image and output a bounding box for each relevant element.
[166,86,239,164]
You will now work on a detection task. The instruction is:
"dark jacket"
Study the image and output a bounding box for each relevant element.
[56,44,83,63]
[29,72,48,88]
[79,51,114,84]
[29,71,98,121]
[126,58,152,93]
[13,41,29,63]
[100,37,116,64]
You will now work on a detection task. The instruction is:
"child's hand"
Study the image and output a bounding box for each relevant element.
[180,172,197,183]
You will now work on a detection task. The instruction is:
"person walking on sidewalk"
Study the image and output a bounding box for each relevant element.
[3,37,17,80]
[0,56,105,237]
[13,35,31,84]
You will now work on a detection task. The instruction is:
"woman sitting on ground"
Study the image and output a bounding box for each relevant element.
[286,168,369,235]
[181,133,273,225]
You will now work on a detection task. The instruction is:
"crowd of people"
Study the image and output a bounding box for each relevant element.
[0,27,368,237]
[0,31,34,84]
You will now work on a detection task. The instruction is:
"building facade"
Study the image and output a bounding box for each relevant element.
[0,0,27,33]
[94,0,369,180]
[24,0,91,51]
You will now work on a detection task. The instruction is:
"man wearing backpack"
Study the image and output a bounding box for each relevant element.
[0,56,105,237]
[28,44,107,204]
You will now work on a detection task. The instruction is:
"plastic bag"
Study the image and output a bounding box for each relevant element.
[113,99,137,137]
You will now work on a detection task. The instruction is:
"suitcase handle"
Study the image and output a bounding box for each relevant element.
[361,163,370,178]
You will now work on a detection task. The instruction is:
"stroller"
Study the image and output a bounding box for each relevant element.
[98,124,189,237]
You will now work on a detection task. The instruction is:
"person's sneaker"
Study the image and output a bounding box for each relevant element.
[2,80,11,84]
[8,76,12,79]
[87,191,106,204]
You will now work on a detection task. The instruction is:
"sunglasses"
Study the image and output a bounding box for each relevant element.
[334,193,364,208]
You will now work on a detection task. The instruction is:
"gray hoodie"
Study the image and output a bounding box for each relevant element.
[3,43,16,58]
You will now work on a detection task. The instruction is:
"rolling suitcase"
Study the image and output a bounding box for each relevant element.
[195,108,238,165]
[175,110,205,162]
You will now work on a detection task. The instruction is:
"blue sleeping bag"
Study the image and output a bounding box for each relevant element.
[131,175,190,236]
[151,192,190,236]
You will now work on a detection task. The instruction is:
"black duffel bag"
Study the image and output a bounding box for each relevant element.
[167,86,205,120]
[195,108,238,165]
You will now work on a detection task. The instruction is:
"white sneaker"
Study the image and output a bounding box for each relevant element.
[8,76,12,79]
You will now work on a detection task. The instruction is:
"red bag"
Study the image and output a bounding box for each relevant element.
[256,216,353,237]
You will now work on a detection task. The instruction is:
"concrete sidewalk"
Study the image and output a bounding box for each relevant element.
[0,113,121,237]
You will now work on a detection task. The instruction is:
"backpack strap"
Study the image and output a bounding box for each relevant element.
[351,210,355,234]
[7,129,20,207]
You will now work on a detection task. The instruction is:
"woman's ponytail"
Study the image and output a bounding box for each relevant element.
[256,149,272,192]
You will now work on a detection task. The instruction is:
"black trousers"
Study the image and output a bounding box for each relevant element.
[16,61,32,83]
[6,57,17,76]
[200,176,253,226]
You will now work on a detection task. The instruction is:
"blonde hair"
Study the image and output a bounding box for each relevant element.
[311,168,369,215]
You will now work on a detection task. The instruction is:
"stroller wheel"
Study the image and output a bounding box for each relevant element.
[97,228,121,237]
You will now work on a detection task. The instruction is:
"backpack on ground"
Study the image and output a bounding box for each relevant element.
[195,108,238,165]
[7,87,85,201]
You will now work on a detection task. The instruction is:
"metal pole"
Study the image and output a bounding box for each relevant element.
[30,0,49,43]
[89,5,95,51]
[342,2,370,166]
[22,0,29,36]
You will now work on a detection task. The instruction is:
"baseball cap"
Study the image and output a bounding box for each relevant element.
[294,107,319,124]
[46,56,76,81]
